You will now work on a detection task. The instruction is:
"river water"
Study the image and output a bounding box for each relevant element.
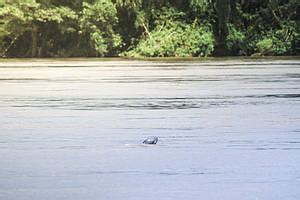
[0,59,299,200]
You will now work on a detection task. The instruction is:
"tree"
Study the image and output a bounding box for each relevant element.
[79,0,122,56]
[0,1,77,57]
[0,0,298,57]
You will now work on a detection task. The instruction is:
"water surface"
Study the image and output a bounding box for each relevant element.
[0,59,300,200]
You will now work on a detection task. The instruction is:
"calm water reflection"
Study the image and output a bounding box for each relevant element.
[0,59,300,200]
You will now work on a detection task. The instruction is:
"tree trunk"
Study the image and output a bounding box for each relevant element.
[213,0,233,56]
[31,25,38,57]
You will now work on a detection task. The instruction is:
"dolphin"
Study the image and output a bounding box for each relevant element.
[143,136,158,144]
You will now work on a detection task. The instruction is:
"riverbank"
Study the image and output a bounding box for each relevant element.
[0,56,299,67]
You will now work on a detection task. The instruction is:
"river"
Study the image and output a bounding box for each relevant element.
[0,58,299,200]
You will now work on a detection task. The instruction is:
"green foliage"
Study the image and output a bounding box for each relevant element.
[256,38,273,55]
[226,23,246,55]
[0,0,298,57]
[79,0,122,56]
[255,21,299,55]
[127,23,214,57]
[0,1,78,57]
[189,0,212,14]
[125,8,214,57]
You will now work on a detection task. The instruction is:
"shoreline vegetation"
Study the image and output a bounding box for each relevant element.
[0,0,299,58]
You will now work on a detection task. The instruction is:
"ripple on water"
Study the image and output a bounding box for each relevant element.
[226,139,300,151]
[2,93,299,111]
[73,168,223,176]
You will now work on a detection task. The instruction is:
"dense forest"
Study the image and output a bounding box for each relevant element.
[0,0,299,57]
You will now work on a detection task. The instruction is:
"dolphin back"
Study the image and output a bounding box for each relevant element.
[143,136,158,144]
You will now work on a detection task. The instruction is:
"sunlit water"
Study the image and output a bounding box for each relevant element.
[0,59,299,200]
